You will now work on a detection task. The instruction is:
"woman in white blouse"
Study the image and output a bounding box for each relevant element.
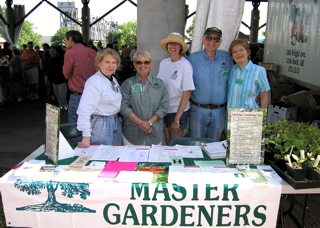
[77,48,122,147]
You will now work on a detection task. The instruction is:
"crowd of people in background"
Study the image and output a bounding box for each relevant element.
[0,27,269,147]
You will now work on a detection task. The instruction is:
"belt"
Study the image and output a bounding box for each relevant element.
[190,99,225,109]
[72,92,82,95]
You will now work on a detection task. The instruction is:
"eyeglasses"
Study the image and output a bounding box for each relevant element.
[168,42,180,46]
[63,37,68,42]
[135,61,151,65]
[205,36,221,43]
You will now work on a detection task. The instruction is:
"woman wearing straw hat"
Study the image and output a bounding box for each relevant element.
[158,32,195,145]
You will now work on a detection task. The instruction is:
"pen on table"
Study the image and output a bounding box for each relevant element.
[222,143,226,149]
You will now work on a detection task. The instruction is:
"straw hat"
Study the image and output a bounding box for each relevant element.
[160,32,188,53]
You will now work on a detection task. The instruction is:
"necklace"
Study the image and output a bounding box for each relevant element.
[100,70,119,92]
[100,70,114,81]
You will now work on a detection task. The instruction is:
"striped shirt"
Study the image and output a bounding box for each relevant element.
[227,60,270,109]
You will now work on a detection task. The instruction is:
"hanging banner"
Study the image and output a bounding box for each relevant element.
[0,171,281,228]
[265,0,320,89]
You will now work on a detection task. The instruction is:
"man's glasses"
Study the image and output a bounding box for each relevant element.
[205,36,221,43]
[135,61,151,65]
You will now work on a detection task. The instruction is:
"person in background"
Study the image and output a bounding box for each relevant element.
[41,43,53,103]
[112,41,119,54]
[2,48,24,103]
[0,42,12,59]
[48,46,68,110]
[129,44,137,70]
[77,48,122,148]
[227,39,270,109]
[96,40,103,51]
[106,43,113,49]
[63,30,96,123]
[21,44,27,55]
[158,32,195,145]
[120,51,169,145]
[188,27,233,142]
[21,41,41,99]
[121,44,131,62]
[88,40,98,52]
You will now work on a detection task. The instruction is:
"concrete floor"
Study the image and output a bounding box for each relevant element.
[0,97,319,228]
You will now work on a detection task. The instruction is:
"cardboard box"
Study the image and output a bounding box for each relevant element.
[259,62,274,71]
[284,90,320,122]
[267,104,298,123]
[271,84,295,103]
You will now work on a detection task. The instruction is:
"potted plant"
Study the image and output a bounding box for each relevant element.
[307,154,320,180]
[264,120,320,173]
[286,152,308,181]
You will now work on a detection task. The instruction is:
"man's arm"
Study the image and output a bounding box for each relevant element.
[63,52,72,79]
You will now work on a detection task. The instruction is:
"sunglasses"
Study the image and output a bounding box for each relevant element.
[168,42,180,46]
[205,36,221,43]
[135,61,151,65]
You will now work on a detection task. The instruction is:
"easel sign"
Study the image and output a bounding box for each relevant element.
[45,104,74,165]
[227,108,267,165]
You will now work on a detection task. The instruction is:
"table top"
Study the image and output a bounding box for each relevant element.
[8,144,320,195]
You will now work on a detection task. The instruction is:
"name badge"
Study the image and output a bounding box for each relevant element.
[235,78,243,85]
[132,84,142,93]
[220,71,229,76]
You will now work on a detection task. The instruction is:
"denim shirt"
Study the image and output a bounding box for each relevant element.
[120,74,169,145]
[188,49,233,105]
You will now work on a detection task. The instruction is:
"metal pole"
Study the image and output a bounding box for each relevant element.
[81,0,90,44]
[249,0,260,43]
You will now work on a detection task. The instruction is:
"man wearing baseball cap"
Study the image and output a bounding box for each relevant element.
[188,27,233,141]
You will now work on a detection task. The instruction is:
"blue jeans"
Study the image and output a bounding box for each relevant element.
[68,94,81,123]
[189,104,226,142]
[91,115,122,145]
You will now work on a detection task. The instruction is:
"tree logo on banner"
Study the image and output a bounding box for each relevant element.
[13,178,96,213]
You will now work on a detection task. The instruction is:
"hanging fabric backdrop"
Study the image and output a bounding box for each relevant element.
[191,0,245,53]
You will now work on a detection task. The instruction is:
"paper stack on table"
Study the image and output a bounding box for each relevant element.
[201,140,227,159]
[257,165,282,182]
[13,160,46,177]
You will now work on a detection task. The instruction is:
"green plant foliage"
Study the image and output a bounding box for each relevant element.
[106,20,137,47]
[264,120,320,161]
[185,16,195,42]
[18,20,42,49]
[50,27,70,47]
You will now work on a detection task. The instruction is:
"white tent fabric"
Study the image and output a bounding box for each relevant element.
[191,0,245,53]
[0,5,13,44]
[13,5,25,46]
[0,5,25,46]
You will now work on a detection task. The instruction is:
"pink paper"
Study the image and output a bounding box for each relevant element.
[98,160,138,178]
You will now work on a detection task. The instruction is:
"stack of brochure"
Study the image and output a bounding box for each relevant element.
[257,165,282,182]
[201,140,227,159]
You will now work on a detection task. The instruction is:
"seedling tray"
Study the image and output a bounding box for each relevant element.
[265,158,320,189]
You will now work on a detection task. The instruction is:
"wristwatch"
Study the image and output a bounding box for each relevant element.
[174,120,179,124]
[149,120,153,127]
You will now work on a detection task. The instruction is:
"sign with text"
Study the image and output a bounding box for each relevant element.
[265,0,320,88]
[0,175,281,228]
[45,104,74,165]
[45,103,60,165]
[227,109,267,165]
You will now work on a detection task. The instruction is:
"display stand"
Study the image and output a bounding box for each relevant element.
[45,104,74,165]
[227,108,267,165]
